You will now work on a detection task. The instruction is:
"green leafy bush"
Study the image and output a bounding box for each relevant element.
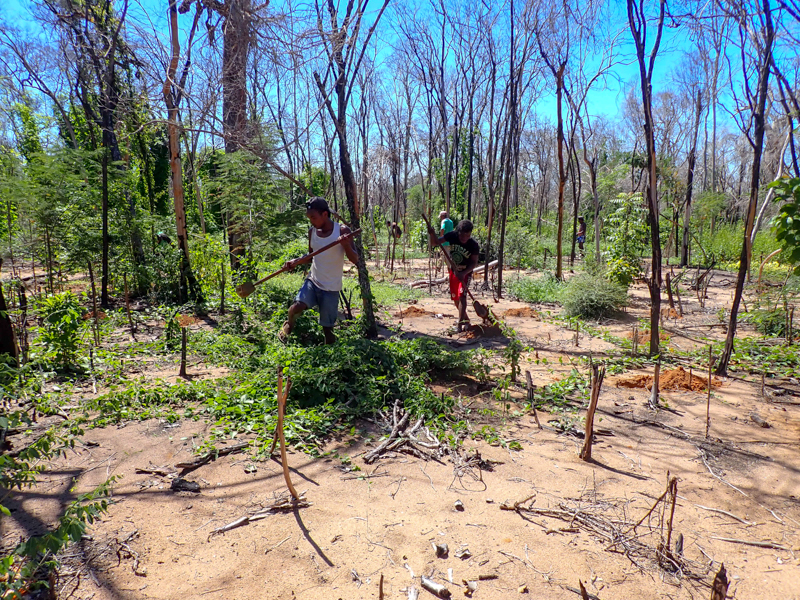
[35,292,84,367]
[605,256,640,286]
[602,193,648,281]
[561,275,627,319]
[508,272,563,304]
[744,308,787,337]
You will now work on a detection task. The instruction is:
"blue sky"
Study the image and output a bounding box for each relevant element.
[0,0,705,126]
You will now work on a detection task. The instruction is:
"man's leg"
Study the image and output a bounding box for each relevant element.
[458,292,469,329]
[318,289,340,345]
[283,279,317,340]
[285,301,308,336]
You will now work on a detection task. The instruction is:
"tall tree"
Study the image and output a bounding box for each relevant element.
[716,0,776,375]
[313,0,390,339]
[627,0,666,356]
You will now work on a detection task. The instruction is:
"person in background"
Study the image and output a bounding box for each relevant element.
[430,219,479,332]
[281,197,359,345]
[386,220,403,240]
[577,216,587,257]
[439,210,454,244]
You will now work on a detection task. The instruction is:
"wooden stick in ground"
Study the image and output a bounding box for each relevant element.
[220,258,226,315]
[665,272,675,309]
[526,371,542,429]
[579,365,605,461]
[710,563,728,600]
[87,261,100,346]
[706,346,713,438]
[123,273,134,338]
[179,326,188,378]
[578,580,590,600]
[276,370,299,500]
[665,477,678,557]
[650,359,661,409]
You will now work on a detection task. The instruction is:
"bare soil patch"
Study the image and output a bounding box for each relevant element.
[4,266,800,600]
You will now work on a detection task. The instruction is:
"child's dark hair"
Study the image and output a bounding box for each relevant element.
[456,219,474,234]
[305,196,330,216]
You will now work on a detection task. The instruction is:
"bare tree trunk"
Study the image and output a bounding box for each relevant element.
[682,88,703,267]
[0,260,19,361]
[717,0,775,375]
[221,0,252,270]
[628,0,666,357]
[555,63,567,280]
[164,0,201,303]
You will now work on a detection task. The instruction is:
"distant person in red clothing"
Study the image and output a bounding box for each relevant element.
[429,219,479,332]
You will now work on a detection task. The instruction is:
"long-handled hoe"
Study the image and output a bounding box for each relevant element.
[235,228,361,299]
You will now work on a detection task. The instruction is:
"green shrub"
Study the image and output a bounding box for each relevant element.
[508,272,563,304]
[35,292,84,367]
[562,275,627,319]
[744,308,787,337]
[605,256,640,286]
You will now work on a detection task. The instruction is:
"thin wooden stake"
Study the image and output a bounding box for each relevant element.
[574,321,579,347]
[580,365,605,461]
[706,346,713,439]
[87,261,100,346]
[525,371,542,429]
[788,306,794,345]
[632,326,638,355]
[124,273,135,338]
[220,259,226,316]
[179,327,188,378]
[276,369,299,500]
[665,478,678,557]
[650,359,661,409]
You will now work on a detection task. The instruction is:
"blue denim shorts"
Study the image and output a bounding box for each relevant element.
[295,278,340,328]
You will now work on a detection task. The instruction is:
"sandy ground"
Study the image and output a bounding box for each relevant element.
[2,268,800,600]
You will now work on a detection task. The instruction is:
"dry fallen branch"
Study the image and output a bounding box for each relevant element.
[364,400,441,463]
[208,491,310,539]
[175,441,248,472]
[504,489,708,582]
[710,537,790,551]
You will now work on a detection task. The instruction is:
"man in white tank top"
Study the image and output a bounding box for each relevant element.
[280,197,359,344]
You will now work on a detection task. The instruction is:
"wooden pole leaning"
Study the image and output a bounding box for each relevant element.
[276,369,299,500]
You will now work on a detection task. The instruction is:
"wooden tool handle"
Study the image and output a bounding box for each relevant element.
[251,228,362,287]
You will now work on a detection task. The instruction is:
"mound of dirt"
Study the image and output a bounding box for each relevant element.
[462,323,505,339]
[660,307,682,319]
[503,307,541,319]
[176,314,198,327]
[83,310,108,321]
[626,329,670,342]
[616,366,721,392]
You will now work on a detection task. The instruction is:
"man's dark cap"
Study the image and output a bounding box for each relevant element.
[305,196,330,214]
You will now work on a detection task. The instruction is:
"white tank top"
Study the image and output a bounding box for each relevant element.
[309,222,345,291]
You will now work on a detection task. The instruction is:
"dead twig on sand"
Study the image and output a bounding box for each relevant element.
[694,505,753,525]
[208,491,311,539]
[710,537,790,551]
[175,441,248,473]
